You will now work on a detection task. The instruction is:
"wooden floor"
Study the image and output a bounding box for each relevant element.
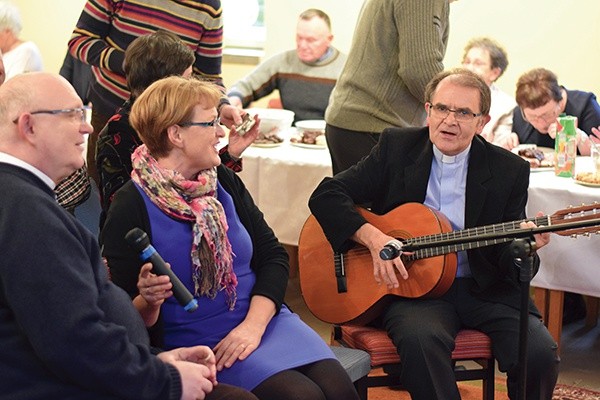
[285,277,600,392]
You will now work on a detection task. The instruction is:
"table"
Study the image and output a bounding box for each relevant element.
[526,157,600,349]
[237,133,332,246]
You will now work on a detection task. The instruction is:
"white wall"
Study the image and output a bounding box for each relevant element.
[444,0,600,97]
[14,0,87,73]
[13,0,600,97]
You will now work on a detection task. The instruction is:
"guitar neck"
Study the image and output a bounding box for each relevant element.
[403,215,550,261]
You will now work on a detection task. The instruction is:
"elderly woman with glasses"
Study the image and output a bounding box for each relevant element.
[100,76,359,400]
[508,68,600,155]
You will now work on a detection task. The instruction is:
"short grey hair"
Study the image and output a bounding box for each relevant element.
[0,1,22,36]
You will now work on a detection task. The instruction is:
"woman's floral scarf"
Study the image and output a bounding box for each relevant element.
[131,145,237,309]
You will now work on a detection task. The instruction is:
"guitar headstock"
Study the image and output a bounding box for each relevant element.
[551,203,600,237]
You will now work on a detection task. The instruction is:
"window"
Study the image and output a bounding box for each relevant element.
[222,0,265,51]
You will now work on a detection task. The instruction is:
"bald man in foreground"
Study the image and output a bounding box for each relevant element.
[0,72,258,400]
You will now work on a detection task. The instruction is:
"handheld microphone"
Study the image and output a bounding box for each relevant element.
[379,239,404,260]
[125,228,198,313]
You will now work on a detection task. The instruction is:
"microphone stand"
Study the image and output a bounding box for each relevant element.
[509,238,536,400]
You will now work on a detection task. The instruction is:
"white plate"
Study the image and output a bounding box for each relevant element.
[251,142,282,148]
[290,142,327,149]
[530,167,554,173]
[573,178,600,187]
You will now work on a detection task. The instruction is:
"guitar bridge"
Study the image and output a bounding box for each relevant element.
[334,252,347,293]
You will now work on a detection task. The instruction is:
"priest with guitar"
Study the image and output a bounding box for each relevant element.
[308,69,559,400]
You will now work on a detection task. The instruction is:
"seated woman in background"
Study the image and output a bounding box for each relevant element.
[100,76,359,400]
[0,0,43,80]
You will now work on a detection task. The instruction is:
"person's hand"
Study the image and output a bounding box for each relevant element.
[169,360,215,400]
[520,212,550,250]
[213,319,263,371]
[505,132,520,150]
[137,262,173,307]
[353,223,409,288]
[369,234,409,289]
[227,114,261,159]
[591,126,600,143]
[219,104,244,129]
[547,122,558,139]
[159,346,217,383]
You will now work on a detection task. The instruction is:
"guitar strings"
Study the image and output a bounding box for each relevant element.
[328,211,599,264]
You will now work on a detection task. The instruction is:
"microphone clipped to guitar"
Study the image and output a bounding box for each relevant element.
[379,239,404,260]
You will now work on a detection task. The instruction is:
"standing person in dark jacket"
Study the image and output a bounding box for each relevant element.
[0,71,258,400]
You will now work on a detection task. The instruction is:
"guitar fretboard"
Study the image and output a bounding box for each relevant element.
[403,215,551,261]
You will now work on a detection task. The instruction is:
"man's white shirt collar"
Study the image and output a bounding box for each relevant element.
[0,152,56,189]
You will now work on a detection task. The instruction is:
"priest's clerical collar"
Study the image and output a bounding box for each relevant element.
[432,144,471,164]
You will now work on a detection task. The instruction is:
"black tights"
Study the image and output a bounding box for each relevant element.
[251,359,359,400]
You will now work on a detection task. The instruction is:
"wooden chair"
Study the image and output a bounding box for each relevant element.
[334,324,496,400]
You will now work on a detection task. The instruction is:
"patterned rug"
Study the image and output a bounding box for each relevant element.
[368,382,600,399]
[553,384,600,400]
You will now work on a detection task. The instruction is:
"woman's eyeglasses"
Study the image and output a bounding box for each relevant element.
[178,117,221,128]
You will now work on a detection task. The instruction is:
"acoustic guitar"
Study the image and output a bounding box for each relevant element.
[298,202,600,325]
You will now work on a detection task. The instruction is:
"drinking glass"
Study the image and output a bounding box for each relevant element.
[591,142,600,173]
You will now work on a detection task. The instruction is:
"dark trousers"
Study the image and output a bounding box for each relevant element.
[325,124,381,175]
[382,278,559,400]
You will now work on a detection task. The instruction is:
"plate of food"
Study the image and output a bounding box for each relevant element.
[251,141,282,148]
[290,119,327,149]
[512,145,554,171]
[573,172,600,187]
[251,130,285,148]
[290,141,326,149]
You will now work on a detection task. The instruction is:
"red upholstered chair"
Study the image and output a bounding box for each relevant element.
[334,324,495,400]
[267,97,283,109]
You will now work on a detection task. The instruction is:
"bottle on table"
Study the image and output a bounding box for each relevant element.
[554,115,577,177]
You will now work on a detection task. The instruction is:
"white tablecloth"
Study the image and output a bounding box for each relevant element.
[237,131,332,245]
[527,157,600,297]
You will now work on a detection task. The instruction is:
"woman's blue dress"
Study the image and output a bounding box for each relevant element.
[138,182,334,390]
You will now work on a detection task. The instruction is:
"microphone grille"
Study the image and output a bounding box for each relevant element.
[124,228,149,252]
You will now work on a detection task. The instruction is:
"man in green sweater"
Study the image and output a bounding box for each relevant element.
[325,0,454,174]
[228,9,346,123]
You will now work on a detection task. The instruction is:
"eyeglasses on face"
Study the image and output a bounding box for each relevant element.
[12,105,91,124]
[13,106,92,124]
[178,117,221,129]
[427,102,482,122]
[521,104,560,124]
